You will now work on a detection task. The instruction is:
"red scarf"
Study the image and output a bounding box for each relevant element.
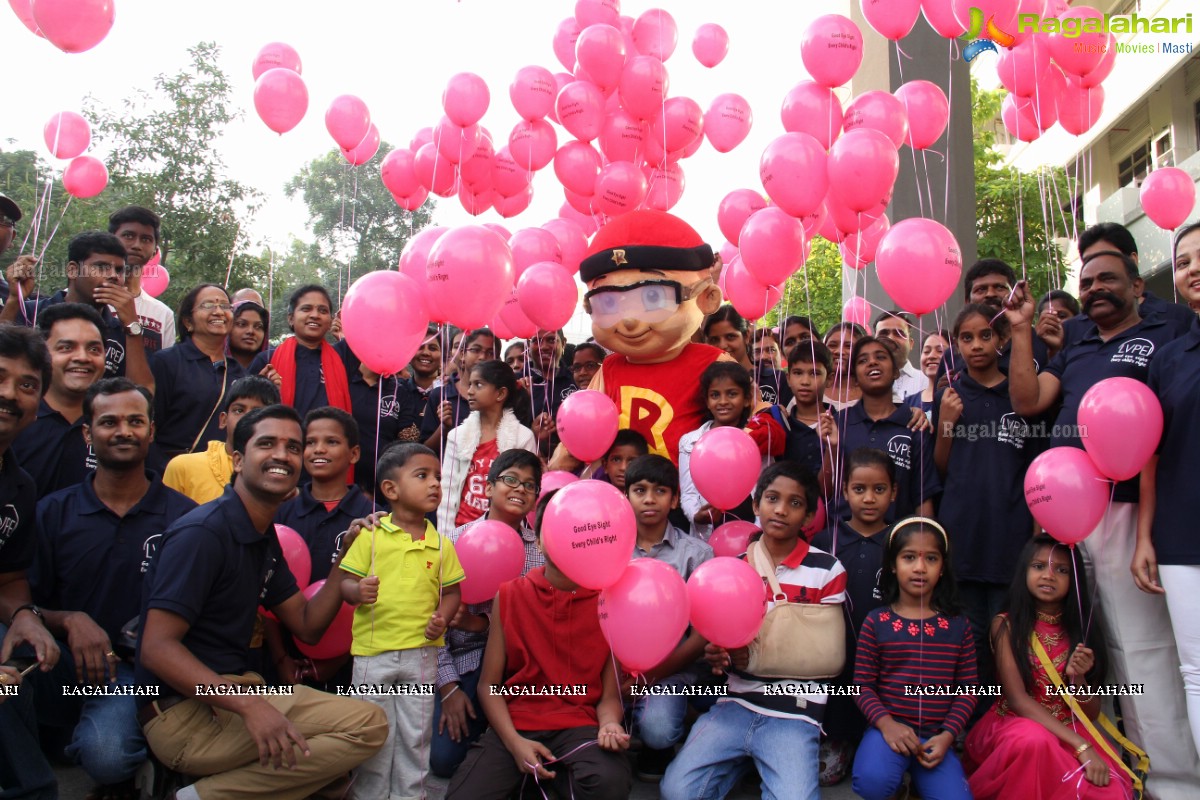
[271,336,355,482]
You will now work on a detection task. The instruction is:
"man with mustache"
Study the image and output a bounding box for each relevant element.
[28,378,196,799]
[1006,250,1200,799]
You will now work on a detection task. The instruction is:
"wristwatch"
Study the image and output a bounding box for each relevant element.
[125,320,144,336]
[10,603,43,626]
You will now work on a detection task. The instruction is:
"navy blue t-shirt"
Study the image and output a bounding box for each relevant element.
[31,473,196,642]
[1148,319,1200,565]
[333,340,407,494]
[0,452,39,573]
[22,290,128,378]
[11,400,94,498]
[932,374,1036,584]
[939,330,1051,383]
[250,343,330,420]
[150,338,246,458]
[834,402,942,522]
[419,380,469,441]
[275,484,379,583]
[1061,290,1194,349]
[753,366,794,408]
[134,486,300,701]
[812,519,887,637]
[1043,314,1190,503]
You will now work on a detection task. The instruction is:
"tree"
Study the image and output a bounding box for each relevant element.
[285,145,434,287]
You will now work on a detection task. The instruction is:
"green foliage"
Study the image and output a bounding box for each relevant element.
[285,145,434,284]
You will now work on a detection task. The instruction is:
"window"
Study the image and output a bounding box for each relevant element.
[1118,142,1152,186]
[1153,130,1174,168]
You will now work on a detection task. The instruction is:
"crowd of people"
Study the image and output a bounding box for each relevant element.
[0,192,1198,800]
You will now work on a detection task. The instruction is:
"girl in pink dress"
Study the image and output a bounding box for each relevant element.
[966,534,1134,799]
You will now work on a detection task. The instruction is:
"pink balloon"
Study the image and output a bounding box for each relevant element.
[599,108,647,164]
[1140,167,1196,231]
[861,0,921,40]
[704,93,753,154]
[760,132,829,219]
[294,580,353,659]
[921,0,967,38]
[492,147,532,198]
[342,271,429,375]
[542,479,635,589]
[875,218,963,315]
[456,520,526,603]
[43,111,91,159]
[325,95,371,151]
[414,142,457,197]
[687,557,766,648]
[1001,94,1041,143]
[840,213,891,267]
[575,0,619,28]
[691,426,761,511]
[827,195,887,236]
[556,390,620,462]
[643,162,685,212]
[692,23,729,68]
[709,520,758,559]
[1008,0,1047,46]
[252,42,301,80]
[510,228,562,277]
[651,96,704,155]
[719,240,738,266]
[460,132,496,191]
[1077,378,1163,482]
[801,15,864,89]
[593,161,648,217]
[894,81,948,150]
[498,289,539,340]
[483,223,513,240]
[554,140,603,196]
[393,190,429,213]
[508,119,557,171]
[740,207,806,287]
[1080,35,1115,88]
[381,148,422,198]
[459,185,495,216]
[996,37,1050,98]
[427,226,515,330]
[559,201,599,236]
[843,91,909,149]
[435,117,481,165]
[1057,77,1104,136]
[31,0,112,52]
[398,226,446,281]
[510,65,558,121]
[618,56,669,121]
[8,0,42,36]
[410,127,434,153]
[632,8,677,60]
[541,218,588,275]
[140,260,169,299]
[253,68,309,134]
[556,81,607,142]
[518,262,578,331]
[341,123,380,166]
[554,17,584,71]
[717,189,768,246]
[599,559,689,672]
[720,257,783,323]
[1046,6,1107,76]
[1024,447,1110,545]
[497,182,533,220]
[575,24,626,91]
[443,72,490,127]
[276,524,312,589]
[62,156,107,199]
[827,128,899,213]
[843,296,871,328]
[781,81,844,150]
[565,187,595,216]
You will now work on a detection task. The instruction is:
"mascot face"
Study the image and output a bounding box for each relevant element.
[586,265,722,364]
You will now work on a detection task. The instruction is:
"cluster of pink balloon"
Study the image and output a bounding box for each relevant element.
[272,525,355,660]
[714,12,961,321]
[253,43,308,136]
[1023,377,1162,546]
[42,110,108,199]
[8,0,114,53]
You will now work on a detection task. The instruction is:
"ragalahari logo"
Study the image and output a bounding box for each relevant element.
[963,7,1016,62]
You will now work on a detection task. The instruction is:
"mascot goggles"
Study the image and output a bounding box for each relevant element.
[583,278,710,327]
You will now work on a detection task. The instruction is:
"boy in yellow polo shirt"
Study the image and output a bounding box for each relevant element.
[340,442,464,800]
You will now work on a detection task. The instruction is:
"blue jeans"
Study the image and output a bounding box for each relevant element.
[851,727,971,800]
[0,624,57,799]
[430,667,489,778]
[660,700,819,800]
[34,651,145,785]
[630,671,718,750]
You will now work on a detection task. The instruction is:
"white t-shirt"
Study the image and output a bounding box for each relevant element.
[134,291,176,353]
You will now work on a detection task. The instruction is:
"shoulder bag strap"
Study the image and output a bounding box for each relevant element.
[749,540,788,603]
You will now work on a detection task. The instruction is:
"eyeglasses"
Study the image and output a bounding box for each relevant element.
[495,474,538,493]
[876,328,910,341]
[569,361,602,373]
[583,278,710,328]
[197,301,233,312]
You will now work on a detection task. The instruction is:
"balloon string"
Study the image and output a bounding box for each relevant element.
[19,177,50,255]
[222,221,242,291]
[1083,481,1117,642]
[943,38,953,223]
[1070,544,1085,642]
[893,44,925,219]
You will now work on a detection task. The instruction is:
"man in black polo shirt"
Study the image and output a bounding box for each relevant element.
[30,377,196,798]
[0,231,155,392]
[1006,252,1200,798]
[0,325,60,800]
[136,405,386,800]
[11,303,106,498]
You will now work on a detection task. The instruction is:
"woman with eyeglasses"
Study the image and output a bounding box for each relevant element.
[149,284,246,458]
[569,342,606,391]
